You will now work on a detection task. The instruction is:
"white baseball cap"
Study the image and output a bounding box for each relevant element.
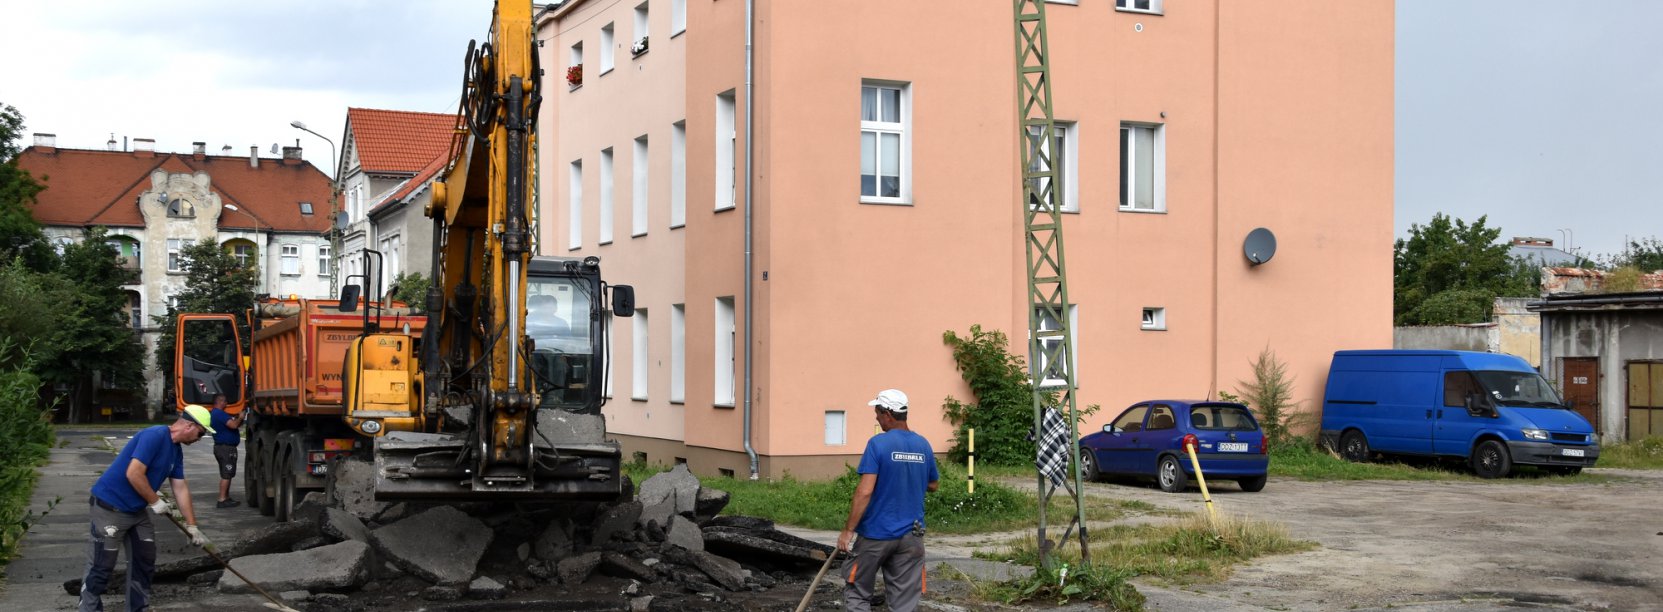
[867,389,909,413]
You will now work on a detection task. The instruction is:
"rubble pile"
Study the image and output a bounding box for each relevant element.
[70,463,837,611]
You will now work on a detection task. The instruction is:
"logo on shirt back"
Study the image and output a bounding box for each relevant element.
[891,452,926,463]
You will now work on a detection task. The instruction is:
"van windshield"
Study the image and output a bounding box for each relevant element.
[1473,370,1565,408]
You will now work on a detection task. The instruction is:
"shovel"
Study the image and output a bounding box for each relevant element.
[795,547,842,612]
[155,500,301,612]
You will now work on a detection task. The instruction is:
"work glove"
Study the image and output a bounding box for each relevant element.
[148,498,174,516]
[184,524,210,549]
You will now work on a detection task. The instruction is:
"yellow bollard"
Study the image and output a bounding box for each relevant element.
[1184,440,1219,522]
[968,428,976,494]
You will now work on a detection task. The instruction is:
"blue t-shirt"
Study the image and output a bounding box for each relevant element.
[855,429,939,540]
[90,426,185,513]
[209,409,240,446]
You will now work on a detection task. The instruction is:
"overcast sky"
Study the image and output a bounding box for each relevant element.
[3,1,1657,258]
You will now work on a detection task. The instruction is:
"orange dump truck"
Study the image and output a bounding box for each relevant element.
[243,297,426,521]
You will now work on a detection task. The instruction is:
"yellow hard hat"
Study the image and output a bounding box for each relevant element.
[182,404,217,434]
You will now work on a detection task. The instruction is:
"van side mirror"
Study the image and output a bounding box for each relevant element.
[1565,399,1576,410]
[610,285,635,317]
[338,285,361,312]
[1465,393,1496,417]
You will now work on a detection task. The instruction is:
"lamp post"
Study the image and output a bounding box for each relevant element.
[291,120,343,295]
[222,203,264,292]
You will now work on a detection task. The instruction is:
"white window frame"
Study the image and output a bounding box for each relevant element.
[1119,122,1166,213]
[715,91,737,211]
[166,239,184,272]
[570,41,583,69]
[1142,307,1167,331]
[670,303,685,403]
[1028,121,1078,213]
[632,2,649,56]
[632,135,649,237]
[825,410,847,446]
[1033,304,1079,390]
[568,160,584,250]
[670,120,686,228]
[859,81,911,204]
[600,23,615,74]
[318,245,332,276]
[280,244,300,276]
[1115,0,1164,15]
[714,297,735,407]
[632,308,649,400]
[671,0,687,36]
[599,147,614,244]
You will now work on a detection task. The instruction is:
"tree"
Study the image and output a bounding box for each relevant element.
[389,271,431,312]
[0,102,53,272]
[38,228,147,421]
[151,240,260,404]
[1394,213,1538,325]
[1613,237,1663,272]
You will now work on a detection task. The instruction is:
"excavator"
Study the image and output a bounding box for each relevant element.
[174,0,634,518]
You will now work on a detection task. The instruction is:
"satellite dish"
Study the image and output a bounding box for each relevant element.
[270,143,280,154]
[1244,227,1277,266]
[333,210,350,231]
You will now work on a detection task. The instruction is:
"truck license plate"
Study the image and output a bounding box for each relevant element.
[1218,442,1248,452]
[1561,448,1585,457]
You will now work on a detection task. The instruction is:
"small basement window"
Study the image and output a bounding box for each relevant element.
[1142,307,1166,331]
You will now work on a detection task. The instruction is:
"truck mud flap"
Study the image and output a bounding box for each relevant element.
[372,431,625,501]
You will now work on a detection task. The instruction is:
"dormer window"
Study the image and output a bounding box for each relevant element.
[299,201,314,215]
[167,197,195,218]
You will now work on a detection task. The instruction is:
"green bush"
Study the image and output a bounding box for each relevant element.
[0,338,59,566]
[942,325,1039,466]
[1233,348,1308,448]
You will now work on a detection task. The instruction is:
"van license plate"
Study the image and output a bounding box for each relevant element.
[1218,442,1248,452]
[1561,448,1585,457]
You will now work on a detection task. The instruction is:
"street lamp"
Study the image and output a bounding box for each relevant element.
[291,119,343,294]
[289,121,338,180]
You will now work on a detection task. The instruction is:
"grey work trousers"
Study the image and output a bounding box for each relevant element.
[842,532,926,612]
[80,499,156,612]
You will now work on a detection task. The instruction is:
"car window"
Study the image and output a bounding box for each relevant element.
[1112,405,1149,433]
[1443,371,1480,407]
[1147,404,1176,430]
[1190,405,1259,431]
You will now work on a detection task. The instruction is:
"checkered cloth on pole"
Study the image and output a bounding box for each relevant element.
[1035,407,1071,487]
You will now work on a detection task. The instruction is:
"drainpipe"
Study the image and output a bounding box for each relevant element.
[742,0,760,480]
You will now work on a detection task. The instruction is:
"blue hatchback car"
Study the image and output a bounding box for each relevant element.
[1078,400,1269,492]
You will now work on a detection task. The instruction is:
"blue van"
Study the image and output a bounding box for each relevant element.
[1319,350,1599,478]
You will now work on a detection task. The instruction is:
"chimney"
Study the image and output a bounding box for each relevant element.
[133,138,155,157]
[192,141,206,160]
[31,133,56,154]
[281,146,303,163]
[250,145,259,168]
[107,133,118,151]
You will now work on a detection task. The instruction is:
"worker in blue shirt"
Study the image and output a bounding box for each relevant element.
[206,394,245,508]
[838,388,939,612]
[80,405,214,611]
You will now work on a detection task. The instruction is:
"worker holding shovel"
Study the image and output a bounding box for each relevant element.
[79,405,215,611]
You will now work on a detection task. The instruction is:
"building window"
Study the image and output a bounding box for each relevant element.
[569,160,584,249]
[167,239,185,272]
[825,411,846,446]
[632,2,649,57]
[715,297,735,407]
[299,201,314,215]
[1119,123,1165,212]
[167,197,194,218]
[1027,121,1078,213]
[110,238,141,269]
[600,147,615,244]
[715,91,737,211]
[231,243,256,269]
[670,303,685,403]
[670,121,686,228]
[128,293,142,329]
[860,82,910,203]
[1115,0,1163,14]
[600,23,615,74]
[632,308,649,400]
[569,41,584,87]
[319,245,332,276]
[671,0,686,35]
[280,245,300,275]
[1033,304,1079,389]
[632,135,649,237]
[1142,307,1166,331]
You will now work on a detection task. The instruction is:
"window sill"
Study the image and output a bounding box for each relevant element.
[569,246,583,252]
[569,83,582,92]
[1115,8,1163,15]
[1118,207,1167,214]
[599,239,613,246]
[672,28,685,39]
[632,231,648,239]
[715,204,736,213]
[860,199,914,207]
[280,273,301,278]
[632,396,648,402]
[599,67,614,77]
[714,402,735,409]
[670,223,685,230]
[632,49,649,59]
[1141,326,1168,332]
[670,400,685,405]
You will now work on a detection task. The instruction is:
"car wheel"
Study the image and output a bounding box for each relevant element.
[1471,439,1512,479]
[1237,475,1268,492]
[1157,455,1188,493]
[1550,466,1583,476]
[1078,450,1102,483]
[1340,430,1371,463]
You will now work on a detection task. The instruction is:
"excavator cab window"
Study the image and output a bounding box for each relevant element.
[528,275,596,409]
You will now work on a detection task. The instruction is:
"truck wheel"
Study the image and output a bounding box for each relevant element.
[276,466,296,522]
[243,446,261,512]
[1471,439,1512,479]
[1157,455,1188,493]
[1340,430,1371,463]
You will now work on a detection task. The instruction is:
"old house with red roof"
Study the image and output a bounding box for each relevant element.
[336,108,455,290]
[16,134,333,411]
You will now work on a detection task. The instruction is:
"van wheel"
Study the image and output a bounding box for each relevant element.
[1471,440,1512,479]
[1157,455,1188,493]
[1237,475,1268,492]
[1079,451,1102,483]
[1340,430,1371,463]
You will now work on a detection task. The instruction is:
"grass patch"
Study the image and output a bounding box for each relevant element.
[1596,436,1663,470]
[625,461,1132,534]
[974,512,1317,584]
[950,560,1146,610]
[1267,437,1611,483]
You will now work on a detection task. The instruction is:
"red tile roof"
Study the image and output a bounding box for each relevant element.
[14,147,333,233]
[346,108,459,175]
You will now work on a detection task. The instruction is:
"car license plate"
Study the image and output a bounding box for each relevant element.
[1218,442,1248,452]
[1561,448,1585,457]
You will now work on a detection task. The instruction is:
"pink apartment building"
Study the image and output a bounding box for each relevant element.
[535,0,1394,479]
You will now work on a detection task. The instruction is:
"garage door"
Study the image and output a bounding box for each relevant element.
[1626,361,1663,441]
